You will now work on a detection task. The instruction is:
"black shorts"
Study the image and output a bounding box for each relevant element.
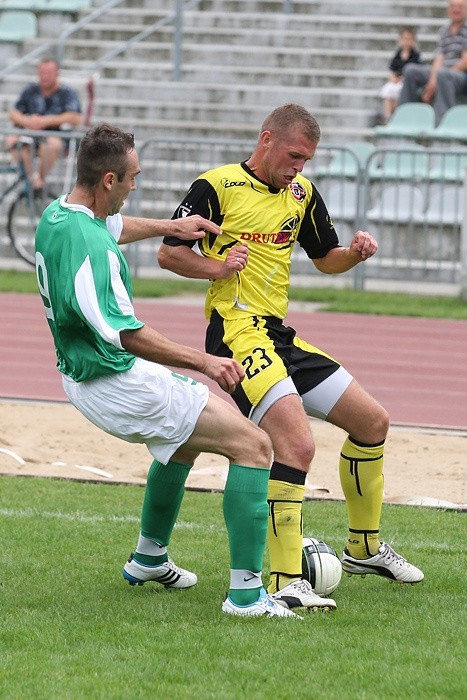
[206,310,342,418]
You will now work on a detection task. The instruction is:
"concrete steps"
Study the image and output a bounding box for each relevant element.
[0,0,449,147]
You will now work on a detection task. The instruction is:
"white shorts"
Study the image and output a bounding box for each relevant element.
[380,80,404,100]
[62,357,209,465]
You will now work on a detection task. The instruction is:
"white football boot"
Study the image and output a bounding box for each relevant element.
[123,553,197,589]
[341,542,424,584]
[271,579,337,611]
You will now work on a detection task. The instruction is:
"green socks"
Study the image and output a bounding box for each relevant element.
[223,464,270,606]
[134,459,191,565]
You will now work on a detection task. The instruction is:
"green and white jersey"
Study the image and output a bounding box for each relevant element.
[35,195,144,382]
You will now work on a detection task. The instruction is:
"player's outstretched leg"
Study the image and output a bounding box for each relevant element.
[123,459,197,589]
[339,437,423,584]
[341,543,424,584]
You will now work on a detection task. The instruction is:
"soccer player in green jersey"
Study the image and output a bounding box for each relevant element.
[158,104,424,611]
[35,122,302,619]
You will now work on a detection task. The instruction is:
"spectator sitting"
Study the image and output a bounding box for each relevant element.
[7,58,82,191]
[398,0,467,123]
[379,27,424,123]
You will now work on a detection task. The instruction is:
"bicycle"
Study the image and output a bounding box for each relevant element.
[1,136,56,266]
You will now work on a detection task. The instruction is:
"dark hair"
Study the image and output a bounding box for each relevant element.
[260,103,321,143]
[400,26,417,37]
[76,122,135,188]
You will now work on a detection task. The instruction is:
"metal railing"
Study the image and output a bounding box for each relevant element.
[124,137,466,295]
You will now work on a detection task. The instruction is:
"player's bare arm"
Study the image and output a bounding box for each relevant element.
[120,325,244,394]
[119,215,222,245]
[312,231,378,274]
[158,242,248,279]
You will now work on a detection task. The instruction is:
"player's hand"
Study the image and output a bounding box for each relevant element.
[202,355,245,394]
[350,231,378,261]
[220,245,249,278]
[169,215,222,241]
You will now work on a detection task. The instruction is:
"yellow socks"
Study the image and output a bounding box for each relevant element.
[339,436,385,558]
[266,462,306,594]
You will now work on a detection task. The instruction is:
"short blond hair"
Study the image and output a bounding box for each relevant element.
[260,104,321,143]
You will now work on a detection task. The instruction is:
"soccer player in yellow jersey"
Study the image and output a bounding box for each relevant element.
[158,104,424,611]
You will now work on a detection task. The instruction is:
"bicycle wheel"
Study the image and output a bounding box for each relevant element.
[7,188,56,266]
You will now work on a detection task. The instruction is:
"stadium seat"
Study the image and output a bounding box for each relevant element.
[424,105,467,143]
[314,141,375,179]
[374,103,436,140]
[0,10,37,42]
[428,150,467,182]
[368,145,430,182]
[318,179,360,221]
[366,183,425,223]
[2,1,91,9]
[423,184,464,225]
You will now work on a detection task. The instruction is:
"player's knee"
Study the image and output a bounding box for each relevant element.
[255,428,273,469]
[296,438,315,469]
[238,425,272,469]
[371,405,390,442]
[275,435,315,472]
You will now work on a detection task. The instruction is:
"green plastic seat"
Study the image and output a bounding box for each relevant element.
[366,184,425,223]
[374,103,435,139]
[429,151,467,181]
[369,146,430,181]
[0,11,37,42]
[424,184,463,225]
[315,141,375,179]
[425,106,467,143]
[2,1,91,9]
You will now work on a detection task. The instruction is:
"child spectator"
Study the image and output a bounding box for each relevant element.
[380,27,424,122]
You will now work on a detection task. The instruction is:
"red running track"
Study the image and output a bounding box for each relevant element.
[1,292,467,430]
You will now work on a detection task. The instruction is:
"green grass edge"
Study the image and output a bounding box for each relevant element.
[1,269,467,318]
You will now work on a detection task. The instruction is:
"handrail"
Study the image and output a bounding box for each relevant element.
[0,0,201,84]
[84,0,202,81]
[55,0,127,65]
[0,0,126,80]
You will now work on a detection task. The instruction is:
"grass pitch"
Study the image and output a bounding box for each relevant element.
[1,476,465,699]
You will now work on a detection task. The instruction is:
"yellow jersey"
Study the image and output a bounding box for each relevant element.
[166,162,339,320]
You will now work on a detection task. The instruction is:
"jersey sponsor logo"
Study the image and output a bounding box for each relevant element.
[240,231,292,245]
[281,216,300,232]
[177,204,192,218]
[289,181,306,202]
[221,178,246,188]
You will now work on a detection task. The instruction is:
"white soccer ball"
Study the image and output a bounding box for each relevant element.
[302,537,342,596]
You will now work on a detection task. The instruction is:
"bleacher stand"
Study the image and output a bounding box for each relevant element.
[0,0,465,291]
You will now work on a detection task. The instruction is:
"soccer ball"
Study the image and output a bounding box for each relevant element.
[302,537,342,597]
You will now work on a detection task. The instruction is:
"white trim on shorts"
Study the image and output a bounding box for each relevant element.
[301,366,353,420]
[249,376,298,425]
[62,357,209,465]
[249,366,353,425]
